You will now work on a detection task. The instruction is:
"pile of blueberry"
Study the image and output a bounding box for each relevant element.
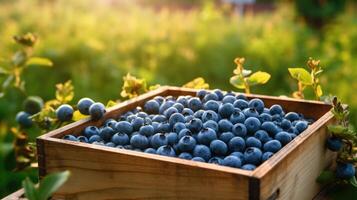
[63,89,312,170]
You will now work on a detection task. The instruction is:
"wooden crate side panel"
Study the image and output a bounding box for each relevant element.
[42,139,250,200]
[256,116,335,200]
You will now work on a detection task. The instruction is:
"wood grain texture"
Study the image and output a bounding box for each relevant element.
[37,86,334,200]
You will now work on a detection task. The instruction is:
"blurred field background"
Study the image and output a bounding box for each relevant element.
[1,0,357,198]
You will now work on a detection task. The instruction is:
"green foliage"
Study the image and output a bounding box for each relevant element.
[22,170,70,200]
[230,57,271,94]
[182,77,209,89]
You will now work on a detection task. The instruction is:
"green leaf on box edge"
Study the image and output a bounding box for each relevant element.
[38,171,70,200]
[22,178,38,200]
[106,100,117,108]
[316,170,335,184]
[247,71,271,86]
[26,57,53,68]
[328,125,348,134]
[230,75,246,89]
[72,110,87,121]
[350,176,357,187]
[288,68,313,85]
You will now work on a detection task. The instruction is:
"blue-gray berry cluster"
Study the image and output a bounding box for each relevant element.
[63,89,313,170]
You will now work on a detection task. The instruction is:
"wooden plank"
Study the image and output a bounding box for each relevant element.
[253,111,335,200]
[40,138,251,200]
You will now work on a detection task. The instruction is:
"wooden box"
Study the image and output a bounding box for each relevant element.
[36,86,335,200]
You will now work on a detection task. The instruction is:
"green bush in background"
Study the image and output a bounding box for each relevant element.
[0,0,357,198]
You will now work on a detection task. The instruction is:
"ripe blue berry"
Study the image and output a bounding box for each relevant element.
[99,126,114,142]
[178,136,197,152]
[203,100,220,112]
[218,103,235,118]
[203,120,219,132]
[163,107,178,119]
[56,104,74,121]
[219,132,235,144]
[261,121,280,137]
[132,117,145,131]
[193,145,211,161]
[173,122,186,133]
[23,96,44,115]
[246,137,262,149]
[177,96,188,107]
[182,108,194,116]
[115,121,133,134]
[178,129,192,140]
[83,126,99,138]
[232,123,247,137]
[254,130,270,143]
[230,152,244,163]
[244,147,262,165]
[210,139,228,156]
[275,131,292,146]
[77,98,94,115]
[263,140,282,153]
[144,148,157,154]
[269,104,283,115]
[179,152,193,160]
[203,93,219,102]
[262,152,274,162]
[139,124,155,137]
[209,157,224,165]
[89,103,106,120]
[130,134,149,149]
[202,110,219,122]
[166,132,178,145]
[230,109,245,124]
[191,157,205,162]
[77,136,88,143]
[326,137,343,151]
[280,119,292,130]
[228,137,246,152]
[173,103,184,113]
[233,99,249,110]
[259,113,272,123]
[197,90,208,99]
[111,133,129,145]
[222,156,242,168]
[222,95,236,104]
[144,100,160,114]
[152,115,166,123]
[243,108,259,118]
[15,111,33,128]
[218,119,233,132]
[159,101,175,114]
[244,117,261,134]
[105,142,116,147]
[336,163,356,179]
[193,110,205,119]
[213,89,224,100]
[188,97,202,112]
[248,98,265,113]
[285,112,300,122]
[169,113,185,127]
[63,134,78,142]
[241,164,256,171]
[156,145,176,157]
[295,121,308,133]
[150,133,169,149]
[153,96,165,105]
[197,128,217,145]
[187,118,203,133]
[89,135,102,143]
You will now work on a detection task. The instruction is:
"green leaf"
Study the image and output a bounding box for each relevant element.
[26,57,53,68]
[182,77,209,89]
[22,177,38,200]
[242,69,252,77]
[0,67,9,75]
[38,171,70,200]
[247,71,271,86]
[72,110,87,121]
[55,81,74,103]
[230,75,246,89]
[328,125,348,134]
[12,51,27,66]
[316,84,323,97]
[288,68,313,85]
[106,100,117,108]
[350,176,357,187]
[316,170,335,184]
[2,75,14,89]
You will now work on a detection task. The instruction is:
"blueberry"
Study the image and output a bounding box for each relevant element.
[77,135,88,143]
[163,107,178,119]
[105,142,116,147]
[131,117,145,131]
[191,157,206,162]
[188,97,202,112]
[228,137,245,152]
[261,122,280,137]
[144,100,160,114]
[203,100,220,112]
[116,145,125,149]
[244,117,261,134]
[203,92,219,102]
[89,103,106,120]
[156,145,176,157]
[272,114,283,122]
[104,119,117,129]
[263,108,270,114]
[225,91,236,97]
[193,110,205,119]
[23,96,44,115]
[208,157,224,165]
[230,109,245,124]
[144,148,157,154]
[89,135,102,143]
[262,152,274,162]
[232,123,247,137]
[275,131,292,146]
[202,110,219,122]
[77,98,94,115]
[210,139,228,156]
[259,113,272,123]
[130,134,149,149]
[248,98,265,113]
[150,133,169,149]
[241,164,256,171]
[166,132,178,145]
[236,94,248,100]
[159,101,175,114]
[177,96,188,107]
[246,137,262,148]
[99,126,114,142]
[243,108,259,118]
[178,129,192,140]
[173,122,186,133]
[185,115,194,123]
[83,126,99,138]
[197,128,217,145]
[295,121,308,133]
[290,133,297,139]
[203,120,219,132]
[56,104,74,121]
[139,124,155,137]
[269,104,283,115]
[136,111,148,119]
[152,115,166,123]
[179,152,193,160]
[222,95,236,104]
[326,137,343,151]
[126,114,136,123]
[187,118,203,133]
[193,145,211,161]
[219,132,235,144]
[123,144,133,150]
[222,156,242,168]
[218,119,233,132]
[153,96,165,105]
[233,99,249,110]
[63,134,78,141]
[263,140,282,153]
[93,141,105,146]
[281,119,292,130]
[197,89,208,99]
[230,152,245,163]
[213,89,224,100]
[169,113,185,127]
[285,112,300,122]
[218,103,235,118]
[182,108,194,116]
[336,163,356,179]
[115,121,133,134]
[111,133,129,145]
[173,103,184,113]
[254,130,270,143]
[178,136,197,152]
[244,147,262,165]
[15,111,33,128]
